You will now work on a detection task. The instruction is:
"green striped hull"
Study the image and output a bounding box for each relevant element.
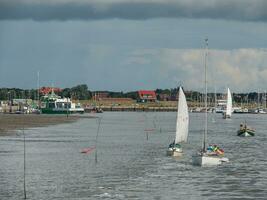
[41,109,84,114]
[237,129,255,137]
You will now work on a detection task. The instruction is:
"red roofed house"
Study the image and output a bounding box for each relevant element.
[138,90,157,102]
[39,87,62,95]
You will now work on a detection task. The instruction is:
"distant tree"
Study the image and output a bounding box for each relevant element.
[70,84,91,100]
[0,85,263,104]
[109,91,124,98]
[248,92,257,102]
[125,91,138,100]
[0,88,8,100]
[155,88,171,94]
[60,88,71,98]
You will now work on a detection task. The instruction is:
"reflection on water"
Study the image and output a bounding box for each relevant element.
[0,112,267,199]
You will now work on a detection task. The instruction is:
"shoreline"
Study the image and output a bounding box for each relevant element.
[0,114,95,136]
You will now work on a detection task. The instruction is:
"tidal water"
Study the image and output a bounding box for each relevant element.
[0,112,267,199]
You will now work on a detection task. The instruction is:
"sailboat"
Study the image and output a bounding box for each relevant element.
[167,87,189,157]
[192,38,229,166]
[223,88,232,119]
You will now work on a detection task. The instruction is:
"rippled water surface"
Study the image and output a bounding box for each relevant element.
[0,112,267,199]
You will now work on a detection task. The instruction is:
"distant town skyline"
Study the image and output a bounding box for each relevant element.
[0,0,267,92]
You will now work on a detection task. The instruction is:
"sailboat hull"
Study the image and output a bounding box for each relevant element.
[222,113,231,119]
[167,148,183,156]
[192,154,229,166]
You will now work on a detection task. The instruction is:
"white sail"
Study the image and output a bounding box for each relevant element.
[226,88,232,117]
[175,87,189,143]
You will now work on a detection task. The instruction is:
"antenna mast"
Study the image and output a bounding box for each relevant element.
[203,38,208,151]
[37,71,40,108]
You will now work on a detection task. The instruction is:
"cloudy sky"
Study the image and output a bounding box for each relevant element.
[1,0,267,92]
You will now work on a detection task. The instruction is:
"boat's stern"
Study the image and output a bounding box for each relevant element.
[192,153,229,166]
[166,147,183,156]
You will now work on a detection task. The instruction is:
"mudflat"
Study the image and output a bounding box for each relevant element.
[0,114,84,135]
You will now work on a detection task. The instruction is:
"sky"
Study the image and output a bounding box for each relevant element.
[1,0,267,92]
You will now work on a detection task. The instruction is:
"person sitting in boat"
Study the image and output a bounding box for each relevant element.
[169,141,181,149]
[169,141,175,148]
[207,145,215,154]
[248,126,255,132]
[207,144,224,156]
[215,147,224,155]
[240,123,244,130]
[240,123,255,132]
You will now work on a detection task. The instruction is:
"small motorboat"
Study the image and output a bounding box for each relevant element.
[237,122,255,137]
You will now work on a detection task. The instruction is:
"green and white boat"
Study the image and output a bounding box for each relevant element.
[41,90,84,114]
[237,122,255,137]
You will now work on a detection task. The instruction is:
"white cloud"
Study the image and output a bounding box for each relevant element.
[122,56,151,65]
[128,48,267,92]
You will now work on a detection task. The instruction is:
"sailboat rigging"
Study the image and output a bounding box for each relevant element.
[192,38,229,166]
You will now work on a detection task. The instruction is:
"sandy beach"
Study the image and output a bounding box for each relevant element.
[0,114,91,136]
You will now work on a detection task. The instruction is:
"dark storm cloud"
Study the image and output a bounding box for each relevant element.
[0,0,267,22]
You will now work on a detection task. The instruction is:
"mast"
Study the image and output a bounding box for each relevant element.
[257,89,260,109]
[265,90,267,109]
[23,115,27,199]
[214,86,217,110]
[203,38,208,151]
[37,71,40,108]
[67,97,69,118]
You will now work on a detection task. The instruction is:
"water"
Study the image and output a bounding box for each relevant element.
[0,112,267,199]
